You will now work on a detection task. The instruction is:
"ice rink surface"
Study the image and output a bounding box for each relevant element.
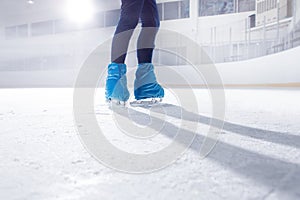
[0,88,300,200]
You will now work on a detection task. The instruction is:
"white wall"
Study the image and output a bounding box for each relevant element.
[295,0,300,24]
[214,45,300,85]
[137,45,300,86]
[1,45,299,87]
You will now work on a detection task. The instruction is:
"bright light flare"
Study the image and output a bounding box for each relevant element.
[27,0,34,4]
[65,0,95,24]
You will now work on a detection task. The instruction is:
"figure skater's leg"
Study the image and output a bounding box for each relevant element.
[111,0,145,64]
[106,0,144,102]
[134,0,164,101]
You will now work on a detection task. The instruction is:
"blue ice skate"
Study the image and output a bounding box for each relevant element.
[134,63,164,100]
[105,63,130,102]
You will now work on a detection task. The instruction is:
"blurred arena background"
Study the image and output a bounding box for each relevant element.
[0,0,299,87]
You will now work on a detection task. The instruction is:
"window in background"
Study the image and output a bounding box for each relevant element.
[238,0,255,12]
[54,19,78,34]
[157,3,163,21]
[249,14,256,28]
[105,9,121,27]
[180,0,190,18]
[5,26,17,39]
[93,12,105,28]
[31,21,53,36]
[164,1,180,20]
[161,0,190,21]
[199,0,235,16]
[17,24,28,38]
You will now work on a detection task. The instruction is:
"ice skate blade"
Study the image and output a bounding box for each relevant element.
[107,99,127,108]
[130,98,163,107]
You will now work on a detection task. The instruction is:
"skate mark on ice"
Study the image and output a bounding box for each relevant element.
[149,104,300,149]
[113,105,300,198]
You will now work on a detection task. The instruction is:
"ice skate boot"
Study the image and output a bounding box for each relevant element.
[131,63,164,107]
[105,63,130,105]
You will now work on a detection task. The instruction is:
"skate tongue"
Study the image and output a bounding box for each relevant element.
[130,98,162,107]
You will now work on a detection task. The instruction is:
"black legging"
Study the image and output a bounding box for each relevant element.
[111,0,160,64]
